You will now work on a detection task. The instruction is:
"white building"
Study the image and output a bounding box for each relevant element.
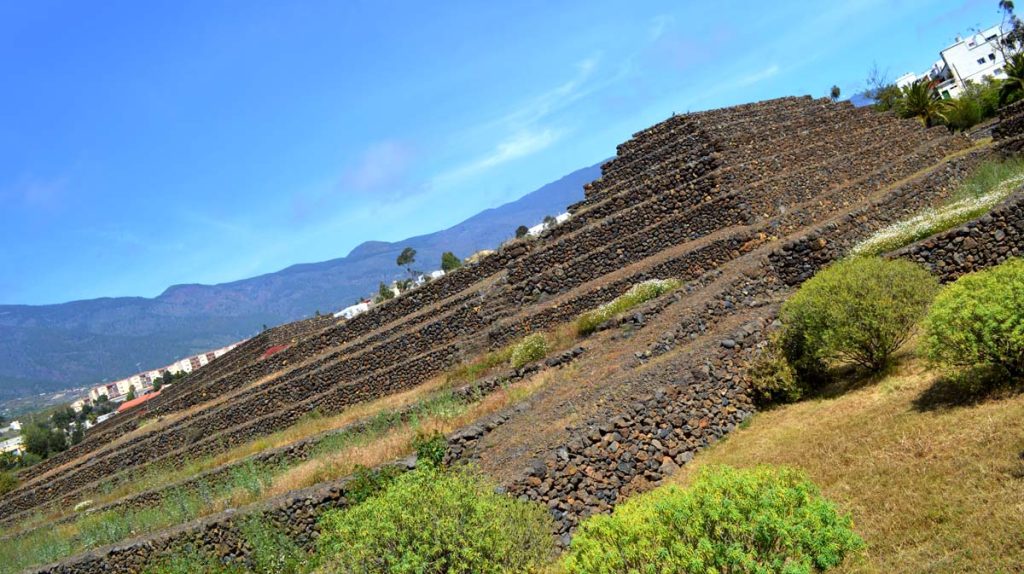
[334,301,371,320]
[83,341,242,403]
[899,25,1009,99]
[0,435,24,455]
[527,212,571,237]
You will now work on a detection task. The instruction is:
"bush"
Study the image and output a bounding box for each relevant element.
[346,464,405,505]
[562,465,864,574]
[509,333,549,368]
[142,547,243,574]
[781,257,939,372]
[924,258,1024,378]
[411,429,448,468]
[576,279,680,336]
[237,517,308,574]
[747,335,805,405]
[316,467,555,573]
[0,471,17,496]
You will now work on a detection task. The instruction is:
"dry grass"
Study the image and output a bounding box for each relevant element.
[264,370,553,497]
[668,354,1024,573]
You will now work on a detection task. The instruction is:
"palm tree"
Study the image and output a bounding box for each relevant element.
[1000,52,1024,106]
[897,79,941,127]
[937,96,982,132]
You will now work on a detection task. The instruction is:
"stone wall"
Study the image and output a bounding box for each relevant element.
[891,190,1024,280]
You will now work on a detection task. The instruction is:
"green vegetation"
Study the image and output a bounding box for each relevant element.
[397,246,418,279]
[747,334,804,406]
[376,280,395,302]
[411,429,447,467]
[440,251,462,272]
[316,467,555,574]
[510,333,549,368]
[516,224,529,238]
[0,470,17,496]
[344,464,404,505]
[141,519,306,574]
[562,465,863,574]
[575,278,681,336]
[781,257,939,372]
[925,258,1024,378]
[852,158,1024,256]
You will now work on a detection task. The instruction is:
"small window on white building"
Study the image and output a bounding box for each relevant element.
[977,57,986,65]
[989,53,997,61]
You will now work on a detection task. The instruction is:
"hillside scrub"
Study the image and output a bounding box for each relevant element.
[747,334,805,406]
[781,257,939,373]
[575,279,681,336]
[315,467,555,573]
[561,465,863,574]
[668,352,1024,572]
[0,470,17,496]
[925,258,1024,378]
[852,157,1024,256]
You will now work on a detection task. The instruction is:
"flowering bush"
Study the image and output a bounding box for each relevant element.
[576,279,681,335]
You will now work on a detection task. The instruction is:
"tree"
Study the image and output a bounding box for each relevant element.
[376,281,395,302]
[897,79,941,126]
[70,422,84,445]
[440,251,462,272]
[396,247,417,278]
[830,85,841,101]
[22,423,53,458]
[47,428,67,454]
[1000,1,1024,58]
[515,225,529,239]
[50,406,75,429]
[1001,52,1024,105]
[543,215,556,227]
[126,385,137,401]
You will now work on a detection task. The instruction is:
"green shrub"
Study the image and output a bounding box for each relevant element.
[0,471,17,496]
[781,257,939,372]
[576,279,681,336]
[562,465,864,574]
[411,429,448,468]
[141,547,242,574]
[316,467,555,573]
[509,333,549,368]
[747,335,805,405]
[924,258,1024,379]
[237,517,308,574]
[346,464,404,505]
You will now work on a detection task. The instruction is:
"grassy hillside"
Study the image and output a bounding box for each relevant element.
[669,350,1024,573]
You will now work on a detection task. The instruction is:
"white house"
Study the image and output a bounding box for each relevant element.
[527,212,571,237]
[899,25,1009,99]
[0,435,24,455]
[334,301,371,320]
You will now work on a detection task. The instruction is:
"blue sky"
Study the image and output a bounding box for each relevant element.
[0,0,1004,305]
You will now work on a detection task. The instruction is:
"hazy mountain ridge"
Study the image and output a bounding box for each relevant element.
[0,162,601,400]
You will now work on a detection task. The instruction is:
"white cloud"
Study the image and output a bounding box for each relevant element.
[342,140,414,193]
[734,64,781,88]
[433,128,562,187]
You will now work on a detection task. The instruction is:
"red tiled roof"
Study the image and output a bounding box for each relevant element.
[261,344,290,360]
[117,390,161,413]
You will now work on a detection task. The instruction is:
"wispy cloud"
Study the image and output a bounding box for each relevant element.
[734,64,781,88]
[341,140,415,193]
[433,128,562,187]
[1,175,69,212]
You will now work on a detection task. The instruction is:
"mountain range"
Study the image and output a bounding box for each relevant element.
[0,162,601,401]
